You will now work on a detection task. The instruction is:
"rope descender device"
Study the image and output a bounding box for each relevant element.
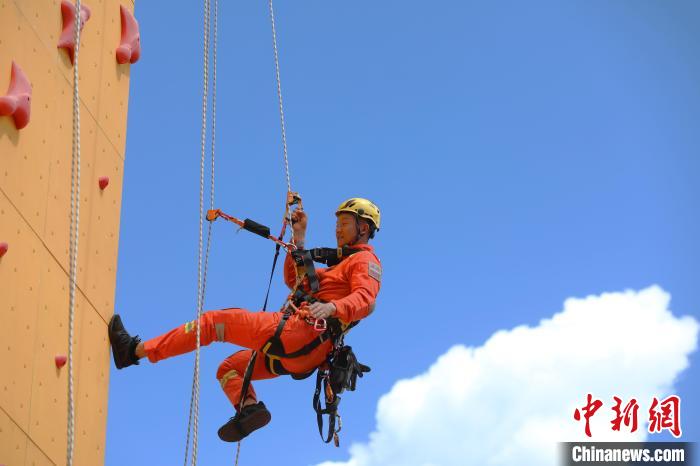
[206,191,303,253]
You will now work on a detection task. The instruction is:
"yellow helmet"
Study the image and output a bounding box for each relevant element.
[336,198,381,231]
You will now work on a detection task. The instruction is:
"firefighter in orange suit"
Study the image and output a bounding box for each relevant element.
[109,198,382,442]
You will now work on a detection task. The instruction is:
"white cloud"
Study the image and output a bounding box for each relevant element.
[316,286,699,466]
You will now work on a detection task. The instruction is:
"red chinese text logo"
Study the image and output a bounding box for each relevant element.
[573,394,681,438]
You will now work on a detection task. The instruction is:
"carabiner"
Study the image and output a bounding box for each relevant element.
[314,318,327,332]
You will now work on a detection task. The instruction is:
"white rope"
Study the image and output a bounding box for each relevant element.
[184,0,216,463]
[67,2,83,465]
[181,2,292,464]
[231,7,295,466]
[268,0,292,196]
[210,0,218,211]
[235,440,242,465]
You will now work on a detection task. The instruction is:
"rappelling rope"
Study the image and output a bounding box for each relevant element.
[183,0,215,463]
[268,0,292,198]
[210,0,218,213]
[66,2,83,465]
[234,3,294,465]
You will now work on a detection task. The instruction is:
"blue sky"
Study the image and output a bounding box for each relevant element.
[107,1,700,465]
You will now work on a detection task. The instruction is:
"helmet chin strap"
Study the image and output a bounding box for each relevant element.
[346,216,363,247]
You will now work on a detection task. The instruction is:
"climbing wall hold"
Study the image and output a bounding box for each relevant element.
[98,176,110,190]
[116,5,141,64]
[0,62,32,130]
[0,242,8,258]
[57,0,92,65]
[55,355,68,369]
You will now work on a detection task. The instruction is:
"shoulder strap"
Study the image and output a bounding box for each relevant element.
[291,249,320,292]
[308,245,363,267]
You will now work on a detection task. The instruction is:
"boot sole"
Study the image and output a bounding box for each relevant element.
[218,409,271,442]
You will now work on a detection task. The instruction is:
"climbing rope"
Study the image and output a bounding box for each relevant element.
[234,437,243,465]
[232,4,296,465]
[268,0,292,199]
[183,0,216,464]
[176,1,294,464]
[210,0,218,213]
[66,1,83,465]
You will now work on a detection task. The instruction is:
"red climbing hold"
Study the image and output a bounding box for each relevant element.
[58,0,91,65]
[0,62,31,130]
[116,5,141,64]
[99,176,110,190]
[0,242,8,258]
[55,355,67,368]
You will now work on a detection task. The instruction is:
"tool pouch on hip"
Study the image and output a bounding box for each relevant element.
[329,346,370,395]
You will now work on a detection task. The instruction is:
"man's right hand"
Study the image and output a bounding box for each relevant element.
[290,210,307,245]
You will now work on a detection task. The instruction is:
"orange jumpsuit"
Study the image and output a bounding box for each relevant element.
[143,243,382,411]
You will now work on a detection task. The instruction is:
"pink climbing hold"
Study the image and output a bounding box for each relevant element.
[57,0,91,65]
[0,242,8,258]
[0,62,32,130]
[55,355,67,369]
[116,5,141,64]
[99,176,110,190]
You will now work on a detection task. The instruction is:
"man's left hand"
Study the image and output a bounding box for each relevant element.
[307,302,336,319]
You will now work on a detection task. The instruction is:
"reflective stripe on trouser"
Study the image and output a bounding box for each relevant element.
[216,349,277,411]
[143,308,281,363]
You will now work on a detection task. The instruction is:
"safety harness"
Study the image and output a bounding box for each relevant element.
[261,246,371,446]
[260,246,363,378]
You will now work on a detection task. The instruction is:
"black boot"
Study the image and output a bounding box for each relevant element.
[108,314,141,369]
[218,401,272,442]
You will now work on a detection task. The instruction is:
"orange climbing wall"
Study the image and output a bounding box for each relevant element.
[0,0,134,464]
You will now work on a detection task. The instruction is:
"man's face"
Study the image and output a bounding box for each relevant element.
[336,213,359,247]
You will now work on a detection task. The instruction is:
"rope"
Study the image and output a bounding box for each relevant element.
[179,2,292,464]
[233,5,295,466]
[66,2,83,465]
[235,441,242,465]
[184,0,214,463]
[210,0,218,212]
[268,0,292,196]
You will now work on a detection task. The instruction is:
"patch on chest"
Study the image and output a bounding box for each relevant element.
[368,261,382,282]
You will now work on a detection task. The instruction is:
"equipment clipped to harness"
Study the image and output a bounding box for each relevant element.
[328,346,370,393]
[313,346,371,447]
[242,218,271,239]
[206,191,303,253]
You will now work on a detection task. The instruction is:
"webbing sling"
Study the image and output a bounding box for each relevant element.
[313,370,341,445]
